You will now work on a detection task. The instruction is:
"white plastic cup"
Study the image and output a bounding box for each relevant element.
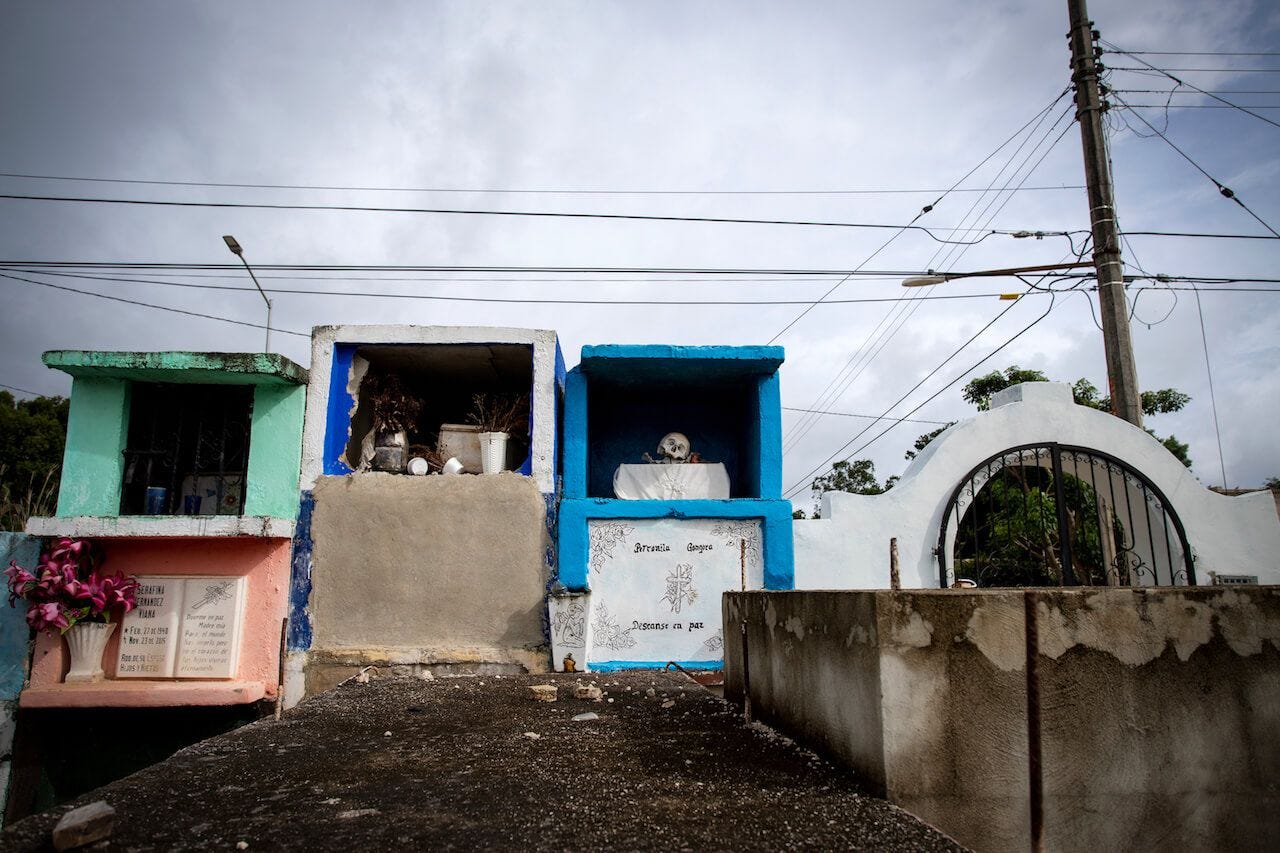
[442,457,464,475]
[408,457,429,476]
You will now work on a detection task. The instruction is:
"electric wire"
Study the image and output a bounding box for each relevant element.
[0,192,1045,241]
[0,272,309,338]
[783,285,1063,499]
[0,266,1081,306]
[1103,42,1280,130]
[783,101,1077,454]
[1109,92,1280,237]
[0,382,44,397]
[780,92,1074,444]
[0,172,1087,197]
[1193,285,1230,489]
[782,407,952,426]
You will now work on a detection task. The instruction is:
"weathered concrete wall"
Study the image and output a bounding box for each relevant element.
[0,533,37,826]
[724,587,1280,853]
[306,472,551,691]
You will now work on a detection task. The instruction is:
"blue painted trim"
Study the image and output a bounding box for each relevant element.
[757,373,783,499]
[323,344,356,476]
[553,341,566,482]
[580,344,784,370]
[286,491,315,650]
[558,498,794,591]
[589,660,723,672]
[563,368,588,498]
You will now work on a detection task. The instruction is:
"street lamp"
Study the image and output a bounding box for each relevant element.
[222,235,272,353]
[901,261,1094,287]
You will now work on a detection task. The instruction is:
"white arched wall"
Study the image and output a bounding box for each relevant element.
[793,382,1280,589]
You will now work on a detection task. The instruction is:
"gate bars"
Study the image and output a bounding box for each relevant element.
[937,443,1195,589]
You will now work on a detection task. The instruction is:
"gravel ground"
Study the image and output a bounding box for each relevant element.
[2,672,966,852]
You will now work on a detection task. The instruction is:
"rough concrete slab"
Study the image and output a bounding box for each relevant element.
[306,473,550,685]
[1,673,965,851]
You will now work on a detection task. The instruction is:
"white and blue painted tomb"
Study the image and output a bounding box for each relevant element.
[552,345,795,672]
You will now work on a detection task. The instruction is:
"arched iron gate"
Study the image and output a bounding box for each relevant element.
[938,443,1195,589]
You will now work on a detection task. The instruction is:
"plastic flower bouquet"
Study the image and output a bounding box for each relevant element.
[5,537,138,634]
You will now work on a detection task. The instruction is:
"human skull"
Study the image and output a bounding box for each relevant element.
[657,432,691,463]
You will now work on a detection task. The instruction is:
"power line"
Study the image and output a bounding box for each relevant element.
[1110,92,1280,237]
[1111,88,1280,94]
[0,266,1076,306]
[0,382,45,397]
[784,288,1062,499]
[0,171,1087,197]
[1107,66,1280,73]
[1103,42,1280,130]
[784,104,1078,455]
[1115,51,1280,57]
[1124,103,1280,109]
[0,272,309,338]
[0,192,1043,242]
[1192,284,1229,490]
[783,407,952,426]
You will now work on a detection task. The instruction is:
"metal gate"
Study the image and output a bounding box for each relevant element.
[938,443,1195,588]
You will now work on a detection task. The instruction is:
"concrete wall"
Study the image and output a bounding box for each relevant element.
[723,588,1280,853]
[244,383,306,519]
[55,377,129,516]
[794,382,1280,589]
[0,533,37,826]
[302,472,552,693]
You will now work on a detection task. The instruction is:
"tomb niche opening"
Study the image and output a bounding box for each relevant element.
[341,343,534,475]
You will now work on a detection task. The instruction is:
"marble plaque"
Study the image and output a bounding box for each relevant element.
[175,577,246,678]
[585,517,762,665]
[115,577,182,678]
[115,575,247,679]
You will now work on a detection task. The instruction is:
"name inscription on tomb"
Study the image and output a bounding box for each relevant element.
[116,575,247,679]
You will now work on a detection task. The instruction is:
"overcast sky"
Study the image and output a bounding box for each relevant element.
[2,0,1277,502]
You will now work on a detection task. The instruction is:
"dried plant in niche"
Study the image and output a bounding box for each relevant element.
[363,373,423,434]
[467,392,528,435]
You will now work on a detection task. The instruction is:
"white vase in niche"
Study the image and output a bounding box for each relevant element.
[64,621,117,683]
[478,431,509,474]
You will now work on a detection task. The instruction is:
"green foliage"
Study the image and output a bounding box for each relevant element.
[954,466,1117,588]
[905,423,956,461]
[962,367,1049,411]
[1267,476,1280,490]
[913,367,1193,467]
[0,391,69,530]
[808,457,895,516]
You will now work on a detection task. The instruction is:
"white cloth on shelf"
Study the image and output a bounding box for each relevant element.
[612,463,730,500]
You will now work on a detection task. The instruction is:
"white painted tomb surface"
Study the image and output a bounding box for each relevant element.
[116,575,247,679]
[612,463,731,500]
[581,517,762,663]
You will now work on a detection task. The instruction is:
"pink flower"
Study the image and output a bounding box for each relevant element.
[26,602,69,633]
[5,561,37,605]
[101,573,139,613]
[65,575,107,614]
[49,538,86,563]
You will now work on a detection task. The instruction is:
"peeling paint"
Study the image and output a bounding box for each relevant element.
[1035,590,1220,666]
[784,615,806,640]
[964,599,1025,672]
[1213,589,1280,657]
[888,600,933,649]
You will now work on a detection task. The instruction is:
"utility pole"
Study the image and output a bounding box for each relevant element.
[1067,0,1143,428]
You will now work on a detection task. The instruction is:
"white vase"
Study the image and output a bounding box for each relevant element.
[64,621,117,683]
[478,431,509,474]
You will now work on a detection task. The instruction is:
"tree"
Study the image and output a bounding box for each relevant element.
[806,458,896,517]
[0,392,69,531]
[918,367,1193,468]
